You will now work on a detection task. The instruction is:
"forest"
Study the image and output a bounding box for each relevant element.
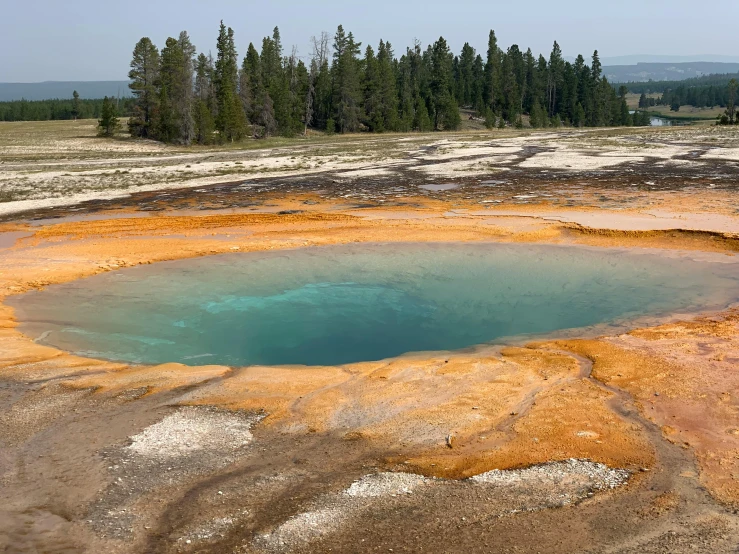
[625,72,739,94]
[125,23,650,144]
[628,73,739,117]
[0,96,134,122]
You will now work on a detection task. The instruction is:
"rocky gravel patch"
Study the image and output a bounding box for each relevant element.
[470,458,631,510]
[87,406,262,539]
[254,472,433,552]
[253,461,630,552]
[126,406,258,461]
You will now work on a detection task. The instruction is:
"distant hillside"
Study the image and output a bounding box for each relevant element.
[604,62,739,83]
[600,55,739,65]
[0,81,131,101]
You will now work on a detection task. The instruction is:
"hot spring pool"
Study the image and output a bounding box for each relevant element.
[10,243,739,366]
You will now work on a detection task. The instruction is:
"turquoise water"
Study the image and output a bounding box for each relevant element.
[10,243,739,367]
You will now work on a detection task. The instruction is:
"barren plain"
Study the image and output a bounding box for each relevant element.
[1,120,739,553]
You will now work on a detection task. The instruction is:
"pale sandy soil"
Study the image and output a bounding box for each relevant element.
[2,121,739,217]
[1,123,739,553]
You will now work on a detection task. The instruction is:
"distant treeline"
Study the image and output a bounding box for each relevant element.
[624,72,739,94]
[124,23,650,145]
[629,73,739,118]
[605,62,739,84]
[657,84,733,110]
[0,97,135,122]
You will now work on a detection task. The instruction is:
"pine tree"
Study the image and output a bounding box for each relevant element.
[176,31,196,144]
[305,32,330,133]
[193,98,215,144]
[414,96,432,132]
[397,53,414,131]
[286,51,309,135]
[484,107,496,129]
[158,37,182,139]
[128,37,160,138]
[546,41,563,117]
[238,61,252,127]
[156,84,177,141]
[242,43,262,131]
[363,45,382,131]
[457,43,475,106]
[573,102,586,127]
[501,45,522,123]
[377,40,399,131]
[97,96,119,137]
[522,49,537,114]
[313,58,332,129]
[262,27,292,133]
[214,21,246,141]
[591,50,602,82]
[157,33,196,144]
[195,53,215,105]
[194,53,215,144]
[472,54,485,112]
[726,78,737,123]
[331,25,362,133]
[71,90,80,120]
[484,30,501,113]
[247,38,276,137]
[529,101,544,128]
[260,92,277,136]
[429,37,459,130]
[573,55,589,115]
[398,42,425,131]
[590,50,606,126]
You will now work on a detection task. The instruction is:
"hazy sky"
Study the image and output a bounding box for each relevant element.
[2,0,738,82]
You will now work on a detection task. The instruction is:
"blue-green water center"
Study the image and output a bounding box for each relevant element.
[11,243,739,366]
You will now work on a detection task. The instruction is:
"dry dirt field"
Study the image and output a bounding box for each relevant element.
[1,120,739,553]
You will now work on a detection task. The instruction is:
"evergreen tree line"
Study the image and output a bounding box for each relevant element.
[629,72,739,122]
[0,96,135,122]
[127,24,648,145]
[649,81,736,110]
[624,72,739,94]
[633,75,738,125]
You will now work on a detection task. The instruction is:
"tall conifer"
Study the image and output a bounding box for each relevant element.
[128,37,160,138]
[214,21,246,141]
[332,25,362,132]
[71,90,80,120]
[484,31,501,113]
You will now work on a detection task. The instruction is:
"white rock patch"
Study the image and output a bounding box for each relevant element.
[256,473,429,552]
[345,472,430,498]
[519,150,644,170]
[470,458,629,491]
[702,147,739,162]
[126,406,259,461]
